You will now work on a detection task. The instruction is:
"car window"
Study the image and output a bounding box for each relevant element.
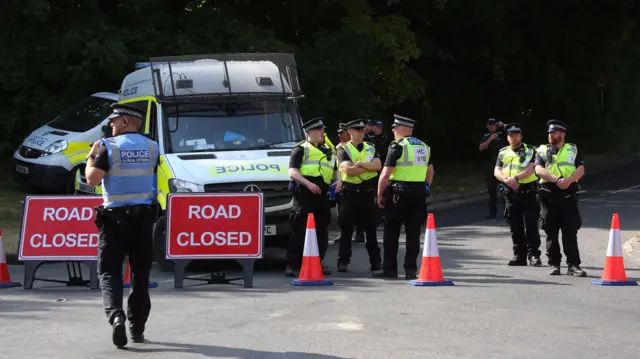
[164,100,304,153]
[48,96,115,133]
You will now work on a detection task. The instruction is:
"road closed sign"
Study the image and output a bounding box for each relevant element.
[19,196,103,261]
[166,193,264,259]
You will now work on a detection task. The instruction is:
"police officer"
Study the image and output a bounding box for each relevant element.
[370,120,390,162]
[336,119,384,276]
[377,114,433,279]
[479,118,507,219]
[333,123,350,244]
[84,103,159,348]
[494,123,542,267]
[534,119,586,277]
[286,117,341,277]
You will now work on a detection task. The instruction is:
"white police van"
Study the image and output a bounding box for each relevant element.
[13,92,118,193]
[76,54,306,270]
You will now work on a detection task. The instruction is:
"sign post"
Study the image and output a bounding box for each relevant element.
[166,192,264,288]
[19,196,103,289]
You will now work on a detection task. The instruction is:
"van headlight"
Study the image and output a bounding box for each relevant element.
[168,178,204,193]
[41,140,68,156]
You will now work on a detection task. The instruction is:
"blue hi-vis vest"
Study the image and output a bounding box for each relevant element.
[101,133,159,209]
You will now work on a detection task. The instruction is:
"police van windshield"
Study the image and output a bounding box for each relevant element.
[48,95,115,133]
[164,100,304,153]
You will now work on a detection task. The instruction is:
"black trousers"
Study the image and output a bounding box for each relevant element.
[337,189,382,267]
[96,205,154,331]
[382,190,427,274]
[287,188,331,269]
[537,190,582,266]
[503,190,542,258]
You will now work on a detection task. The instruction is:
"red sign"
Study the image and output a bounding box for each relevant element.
[166,193,264,259]
[19,196,103,261]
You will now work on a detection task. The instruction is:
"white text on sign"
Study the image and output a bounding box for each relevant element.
[176,232,252,246]
[29,233,99,248]
[43,207,94,221]
[188,205,241,219]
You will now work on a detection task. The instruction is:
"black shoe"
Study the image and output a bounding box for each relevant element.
[529,256,542,267]
[337,263,348,273]
[549,265,561,275]
[371,263,384,277]
[353,233,365,243]
[384,270,398,279]
[332,237,341,243]
[404,269,417,280]
[508,256,527,266]
[567,265,587,277]
[284,267,299,277]
[129,328,145,343]
[112,317,128,349]
[322,265,333,276]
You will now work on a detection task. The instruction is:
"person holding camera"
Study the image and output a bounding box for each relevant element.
[534,119,586,277]
[479,118,507,219]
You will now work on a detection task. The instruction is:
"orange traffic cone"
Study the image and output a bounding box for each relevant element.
[123,259,158,289]
[290,213,333,286]
[410,213,454,287]
[592,214,637,286]
[0,227,21,288]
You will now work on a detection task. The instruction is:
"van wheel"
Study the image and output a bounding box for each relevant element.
[153,216,174,272]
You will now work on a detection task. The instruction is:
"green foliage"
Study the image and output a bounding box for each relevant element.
[2,0,640,165]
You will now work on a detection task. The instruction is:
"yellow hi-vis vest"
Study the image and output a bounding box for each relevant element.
[535,143,578,183]
[339,141,378,184]
[324,134,335,152]
[498,144,538,184]
[298,141,335,185]
[389,137,430,182]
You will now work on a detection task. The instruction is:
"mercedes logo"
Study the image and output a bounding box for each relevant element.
[243,184,261,192]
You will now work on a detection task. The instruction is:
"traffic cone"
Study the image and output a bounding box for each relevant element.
[409,213,454,287]
[290,213,333,286]
[592,214,637,286]
[0,227,21,288]
[123,259,159,289]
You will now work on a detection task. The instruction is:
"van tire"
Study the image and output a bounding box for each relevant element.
[153,216,174,272]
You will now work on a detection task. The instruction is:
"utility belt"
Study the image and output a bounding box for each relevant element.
[94,204,154,226]
[501,182,536,196]
[342,182,375,193]
[538,181,581,198]
[389,181,426,195]
[289,178,330,196]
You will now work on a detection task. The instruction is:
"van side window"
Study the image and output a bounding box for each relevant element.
[149,102,158,139]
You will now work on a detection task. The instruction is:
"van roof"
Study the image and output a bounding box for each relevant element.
[92,92,119,101]
[118,53,303,103]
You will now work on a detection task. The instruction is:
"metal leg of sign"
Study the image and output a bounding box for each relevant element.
[23,261,98,289]
[172,259,256,289]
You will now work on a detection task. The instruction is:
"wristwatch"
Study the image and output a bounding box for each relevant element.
[514,175,519,181]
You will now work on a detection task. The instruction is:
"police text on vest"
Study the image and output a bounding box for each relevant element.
[120,149,151,164]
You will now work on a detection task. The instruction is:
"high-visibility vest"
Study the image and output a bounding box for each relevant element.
[324,134,335,152]
[498,144,538,184]
[102,133,159,209]
[389,137,430,182]
[535,143,578,183]
[339,141,378,184]
[297,141,334,185]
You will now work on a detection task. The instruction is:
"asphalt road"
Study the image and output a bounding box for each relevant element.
[2,161,640,359]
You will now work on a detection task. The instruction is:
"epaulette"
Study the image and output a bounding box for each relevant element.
[498,145,509,153]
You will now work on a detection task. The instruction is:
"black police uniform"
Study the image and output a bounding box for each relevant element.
[381,115,430,279]
[534,119,586,277]
[495,123,542,267]
[89,104,159,348]
[333,123,348,244]
[336,119,384,276]
[480,118,507,218]
[285,117,336,277]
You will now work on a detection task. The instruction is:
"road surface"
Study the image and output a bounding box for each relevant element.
[1,161,640,359]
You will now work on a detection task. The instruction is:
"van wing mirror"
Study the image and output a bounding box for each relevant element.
[101,124,113,138]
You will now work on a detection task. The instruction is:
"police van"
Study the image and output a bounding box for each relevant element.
[13,92,118,193]
[77,54,306,270]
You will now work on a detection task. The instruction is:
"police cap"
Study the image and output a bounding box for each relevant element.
[373,120,383,127]
[546,119,568,133]
[345,119,366,130]
[302,117,327,132]
[487,117,498,124]
[391,114,416,128]
[337,123,347,133]
[505,123,522,134]
[107,103,145,121]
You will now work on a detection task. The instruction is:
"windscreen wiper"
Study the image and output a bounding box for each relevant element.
[242,141,297,150]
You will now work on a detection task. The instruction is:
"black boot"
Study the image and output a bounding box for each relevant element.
[567,265,586,277]
[112,317,128,349]
[507,256,527,266]
[549,265,561,275]
[528,256,542,267]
